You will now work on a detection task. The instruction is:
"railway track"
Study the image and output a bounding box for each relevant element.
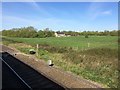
[1,52,65,89]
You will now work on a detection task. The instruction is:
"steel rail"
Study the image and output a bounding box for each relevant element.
[0,57,32,89]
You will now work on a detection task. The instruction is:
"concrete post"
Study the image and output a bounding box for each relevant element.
[88,43,90,47]
[36,44,39,57]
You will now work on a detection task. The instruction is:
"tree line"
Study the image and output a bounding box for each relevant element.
[2,26,55,38]
[1,26,119,38]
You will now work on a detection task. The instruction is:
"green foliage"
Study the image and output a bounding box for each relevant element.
[63,31,80,36]
[2,36,118,88]
[80,30,118,36]
[38,44,70,53]
[37,30,55,38]
[37,30,46,38]
[62,48,118,88]
[17,48,32,54]
[2,26,119,38]
[82,48,118,58]
[85,35,88,38]
[2,26,37,38]
[5,36,118,49]
[2,26,55,38]
[2,37,22,45]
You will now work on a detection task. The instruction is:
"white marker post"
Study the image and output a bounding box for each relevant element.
[48,60,52,65]
[36,44,39,57]
[48,60,54,66]
[88,43,90,48]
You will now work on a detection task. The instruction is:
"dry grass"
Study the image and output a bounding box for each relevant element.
[2,36,118,88]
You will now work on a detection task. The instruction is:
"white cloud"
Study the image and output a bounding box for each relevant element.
[27,1,52,17]
[87,2,102,20]
[101,10,112,15]
[28,0,41,10]
[87,2,112,21]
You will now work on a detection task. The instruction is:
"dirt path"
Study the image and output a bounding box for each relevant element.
[0,44,106,89]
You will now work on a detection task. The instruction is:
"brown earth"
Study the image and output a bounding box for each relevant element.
[0,44,107,89]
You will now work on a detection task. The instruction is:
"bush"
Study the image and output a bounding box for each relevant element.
[85,35,88,38]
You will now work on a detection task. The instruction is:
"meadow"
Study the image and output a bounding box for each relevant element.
[5,36,118,49]
[2,36,118,88]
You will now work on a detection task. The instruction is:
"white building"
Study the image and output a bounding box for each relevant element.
[54,32,66,37]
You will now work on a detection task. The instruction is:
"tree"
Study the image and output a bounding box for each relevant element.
[85,34,88,38]
[37,30,46,38]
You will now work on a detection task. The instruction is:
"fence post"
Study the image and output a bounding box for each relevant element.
[88,43,90,47]
[36,44,39,57]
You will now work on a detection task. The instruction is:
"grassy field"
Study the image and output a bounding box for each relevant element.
[2,36,118,88]
[5,36,118,49]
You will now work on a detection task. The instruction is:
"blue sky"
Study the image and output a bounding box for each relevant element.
[2,2,118,31]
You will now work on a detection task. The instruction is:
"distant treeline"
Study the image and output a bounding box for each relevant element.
[1,26,119,38]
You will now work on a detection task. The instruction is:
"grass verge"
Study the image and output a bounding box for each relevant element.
[2,36,118,88]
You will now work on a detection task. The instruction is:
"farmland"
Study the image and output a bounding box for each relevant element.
[3,36,118,49]
[2,36,118,88]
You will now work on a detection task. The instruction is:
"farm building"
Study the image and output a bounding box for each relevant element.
[54,32,66,37]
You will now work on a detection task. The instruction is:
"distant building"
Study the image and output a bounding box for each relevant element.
[66,35,71,37]
[54,32,66,37]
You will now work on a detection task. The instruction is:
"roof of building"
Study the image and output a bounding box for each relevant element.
[56,32,65,34]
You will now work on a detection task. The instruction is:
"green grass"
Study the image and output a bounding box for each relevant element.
[5,36,118,49]
[2,36,118,88]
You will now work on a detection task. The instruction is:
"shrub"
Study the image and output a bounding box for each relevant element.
[85,35,88,38]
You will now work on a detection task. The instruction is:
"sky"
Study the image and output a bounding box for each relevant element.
[2,2,118,31]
